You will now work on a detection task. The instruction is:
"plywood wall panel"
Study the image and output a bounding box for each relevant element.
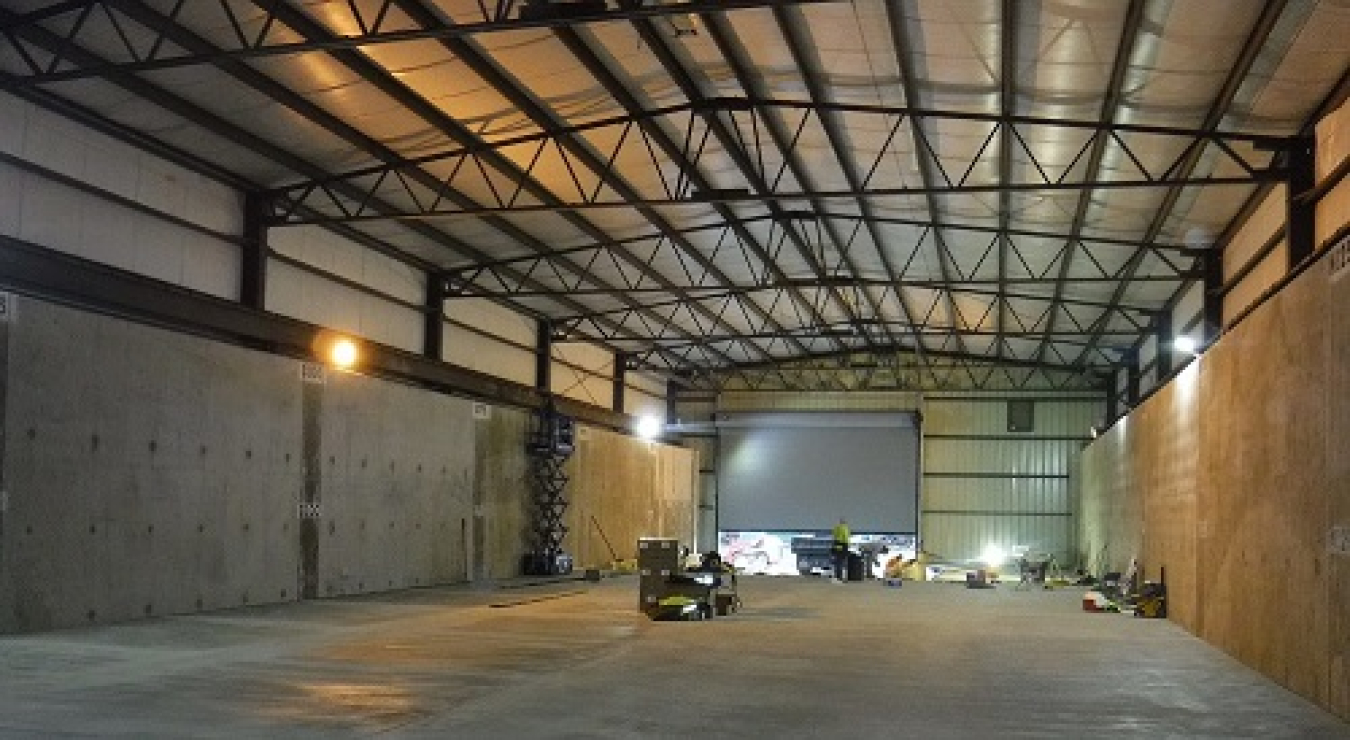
[1222,241,1287,325]
[1079,424,1140,575]
[1197,270,1331,706]
[474,406,532,580]
[1316,98,1350,247]
[1139,367,1201,632]
[1080,251,1346,720]
[1326,249,1350,719]
[565,429,697,568]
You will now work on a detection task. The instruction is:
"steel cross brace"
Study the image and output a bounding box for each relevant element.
[255,98,1293,224]
[0,0,843,83]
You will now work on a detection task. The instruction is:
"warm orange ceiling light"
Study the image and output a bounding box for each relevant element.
[329,337,359,369]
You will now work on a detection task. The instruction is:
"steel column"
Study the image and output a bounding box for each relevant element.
[613,353,629,413]
[1106,367,1120,423]
[1126,353,1141,409]
[1155,311,1174,377]
[423,275,446,360]
[1286,137,1317,267]
[1203,250,1224,343]
[536,319,553,394]
[665,379,679,424]
[240,191,268,311]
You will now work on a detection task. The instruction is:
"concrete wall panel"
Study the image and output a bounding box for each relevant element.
[318,373,476,596]
[1,299,301,631]
[0,296,701,633]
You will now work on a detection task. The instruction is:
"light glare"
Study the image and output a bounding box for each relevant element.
[330,338,358,369]
[636,415,662,440]
[1174,335,1199,355]
[981,544,1006,568]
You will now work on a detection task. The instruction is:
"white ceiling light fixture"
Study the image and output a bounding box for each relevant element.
[1174,335,1200,356]
[636,415,663,440]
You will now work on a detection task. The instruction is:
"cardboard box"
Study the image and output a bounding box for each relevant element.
[637,538,681,570]
[715,593,737,616]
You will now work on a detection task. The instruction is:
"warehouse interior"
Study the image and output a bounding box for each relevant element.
[0,0,1347,733]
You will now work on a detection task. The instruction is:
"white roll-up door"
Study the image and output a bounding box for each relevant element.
[716,411,920,533]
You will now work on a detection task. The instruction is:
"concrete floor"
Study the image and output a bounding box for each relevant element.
[0,577,1346,739]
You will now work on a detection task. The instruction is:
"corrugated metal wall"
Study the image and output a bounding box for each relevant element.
[674,391,1104,564]
[717,391,921,412]
[921,395,1102,566]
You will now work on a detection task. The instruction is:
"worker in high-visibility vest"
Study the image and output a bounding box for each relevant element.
[831,518,851,582]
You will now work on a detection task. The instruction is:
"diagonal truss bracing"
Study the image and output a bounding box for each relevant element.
[259,98,1293,225]
[703,360,1104,393]
[0,0,1320,393]
[0,0,843,82]
[680,345,1106,394]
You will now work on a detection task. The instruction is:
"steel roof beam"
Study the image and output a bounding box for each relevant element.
[384,0,798,352]
[551,24,835,354]
[243,0,764,373]
[1032,0,1146,364]
[257,98,1292,184]
[588,18,866,353]
[996,0,1017,364]
[0,0,844,82]
[269,174,1278,225]
[553,283,1157,332]
[725,342,1095,375]
[248,0,758,370]
[884,0,983,367]
[0,3,699,374]
[708,366,1103,393]
[439,213,1197,282]
[370,0,816,364]
[1073,0,1290,367]
[758,6,925,362]
[264,98,1288,221]
[701,13,901,351]
[466,274,1189,299]
[599,328,1138,348]
[621,20,866,353]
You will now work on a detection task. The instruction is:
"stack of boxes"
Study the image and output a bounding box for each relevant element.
[637,537,682,611]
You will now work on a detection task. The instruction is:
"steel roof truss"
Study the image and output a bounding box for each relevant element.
[0,3,713,375]
[0,0,843,82]
[260,99,1288,224]
[1071,0,1290,368]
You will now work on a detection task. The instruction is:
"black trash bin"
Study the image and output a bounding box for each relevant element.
[846,552,865,582]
